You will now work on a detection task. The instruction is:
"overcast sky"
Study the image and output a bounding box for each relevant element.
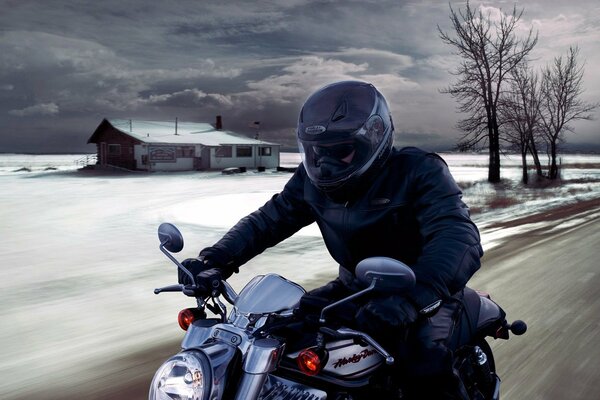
[1,0,598,153]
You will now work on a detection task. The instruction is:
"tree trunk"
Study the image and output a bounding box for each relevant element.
[528,135,543,176]
[521,148,529,184]
[549,141,559,179]
[488,120,501,183]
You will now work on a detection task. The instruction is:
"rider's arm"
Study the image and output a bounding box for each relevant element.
[202,166,316,273]
[407,154,483,313]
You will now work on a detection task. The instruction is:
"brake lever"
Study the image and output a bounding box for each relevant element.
[154,284,184,294]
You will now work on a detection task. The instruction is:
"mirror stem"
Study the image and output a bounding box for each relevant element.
[320,280,376,324]
[159,242,195,283]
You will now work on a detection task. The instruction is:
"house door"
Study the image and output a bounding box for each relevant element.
[100,142,107,166]
[201,147,211,169]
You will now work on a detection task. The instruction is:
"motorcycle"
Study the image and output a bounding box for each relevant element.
[149,223,527,400]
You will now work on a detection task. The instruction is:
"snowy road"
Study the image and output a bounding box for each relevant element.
[10,202,600,400]
[1,153,599,399]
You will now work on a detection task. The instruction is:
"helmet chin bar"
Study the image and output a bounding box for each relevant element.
[315,156,353,179]
[310,129,393,193]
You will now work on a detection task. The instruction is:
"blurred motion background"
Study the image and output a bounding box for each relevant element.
[1,153,599,398]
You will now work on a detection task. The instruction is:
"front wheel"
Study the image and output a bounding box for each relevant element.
[456,339,500,400]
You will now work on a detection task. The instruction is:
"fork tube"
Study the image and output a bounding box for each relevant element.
[234,338,284,400]
[234,373,269,400]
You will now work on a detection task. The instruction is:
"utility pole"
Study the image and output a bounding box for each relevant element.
[255,122,262,169]
[175,117,178,135]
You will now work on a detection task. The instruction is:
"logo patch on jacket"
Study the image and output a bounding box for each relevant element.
[370,198,390,206]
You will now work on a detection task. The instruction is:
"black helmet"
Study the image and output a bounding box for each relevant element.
[297,81,394,193]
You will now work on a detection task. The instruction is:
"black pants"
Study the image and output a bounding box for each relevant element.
[305,278,470,399]
[401,290,470,399]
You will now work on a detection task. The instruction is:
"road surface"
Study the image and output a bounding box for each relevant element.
[16,206,600,399]
[471,213,600,400]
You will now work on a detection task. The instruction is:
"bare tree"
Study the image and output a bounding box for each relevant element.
[539,46,598,179]
[499,62,543,184]
[439,1,537,182]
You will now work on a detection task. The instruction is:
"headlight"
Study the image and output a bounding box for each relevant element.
[149,351,212,400]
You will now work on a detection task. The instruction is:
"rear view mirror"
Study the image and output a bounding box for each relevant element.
[355,257,416,294]
[158,223,184,253]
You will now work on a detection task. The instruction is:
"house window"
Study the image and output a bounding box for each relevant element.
[176,146,195,157]
[260,147,272,156]
[215,146,232,158]
[108,144,121,156]
[236,146,252,158]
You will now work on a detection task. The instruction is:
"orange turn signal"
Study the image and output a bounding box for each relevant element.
[178,308,197,331]
[297,349,323,376]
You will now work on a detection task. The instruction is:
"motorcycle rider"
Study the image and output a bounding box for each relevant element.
[179,81,483,399]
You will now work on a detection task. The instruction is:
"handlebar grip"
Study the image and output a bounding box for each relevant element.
[319,326,353,340]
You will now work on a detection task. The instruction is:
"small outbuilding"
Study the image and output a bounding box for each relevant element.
[87,117,280,171]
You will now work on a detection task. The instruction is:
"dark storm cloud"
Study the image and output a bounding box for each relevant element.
[0,0,598,152]
[171,10,288,41]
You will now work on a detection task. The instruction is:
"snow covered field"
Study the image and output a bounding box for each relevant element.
[0,152,599,397]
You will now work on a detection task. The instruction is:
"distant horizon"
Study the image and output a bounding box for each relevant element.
[2,142,600,156]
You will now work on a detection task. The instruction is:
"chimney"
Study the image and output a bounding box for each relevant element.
[215,115,223,130]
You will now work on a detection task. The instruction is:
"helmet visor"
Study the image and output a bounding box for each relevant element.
[299,114,387,187]
[312,142,356,160]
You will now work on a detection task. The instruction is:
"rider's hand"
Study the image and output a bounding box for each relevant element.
[178,257,213,286]
[178,246,236,286]
[295,279,358,325]
[297,279,348,315]
[355,295,418,335]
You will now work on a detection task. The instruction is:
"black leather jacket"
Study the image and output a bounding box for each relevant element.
[207,147,483,310]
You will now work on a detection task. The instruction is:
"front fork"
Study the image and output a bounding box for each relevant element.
[234,338,286,400]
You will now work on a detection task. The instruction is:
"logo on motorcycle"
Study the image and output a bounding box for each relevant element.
[332,348,378,368]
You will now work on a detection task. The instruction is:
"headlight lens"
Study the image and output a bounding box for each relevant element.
[149,351,211,400]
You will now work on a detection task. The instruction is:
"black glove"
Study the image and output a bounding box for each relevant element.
[178,246,235,286]
[295,279,359,327]
[355,295,418,336]
[297,279,349,315]
[178,257,213,286]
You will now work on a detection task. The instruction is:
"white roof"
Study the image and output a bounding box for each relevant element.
[108,119,277,146]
